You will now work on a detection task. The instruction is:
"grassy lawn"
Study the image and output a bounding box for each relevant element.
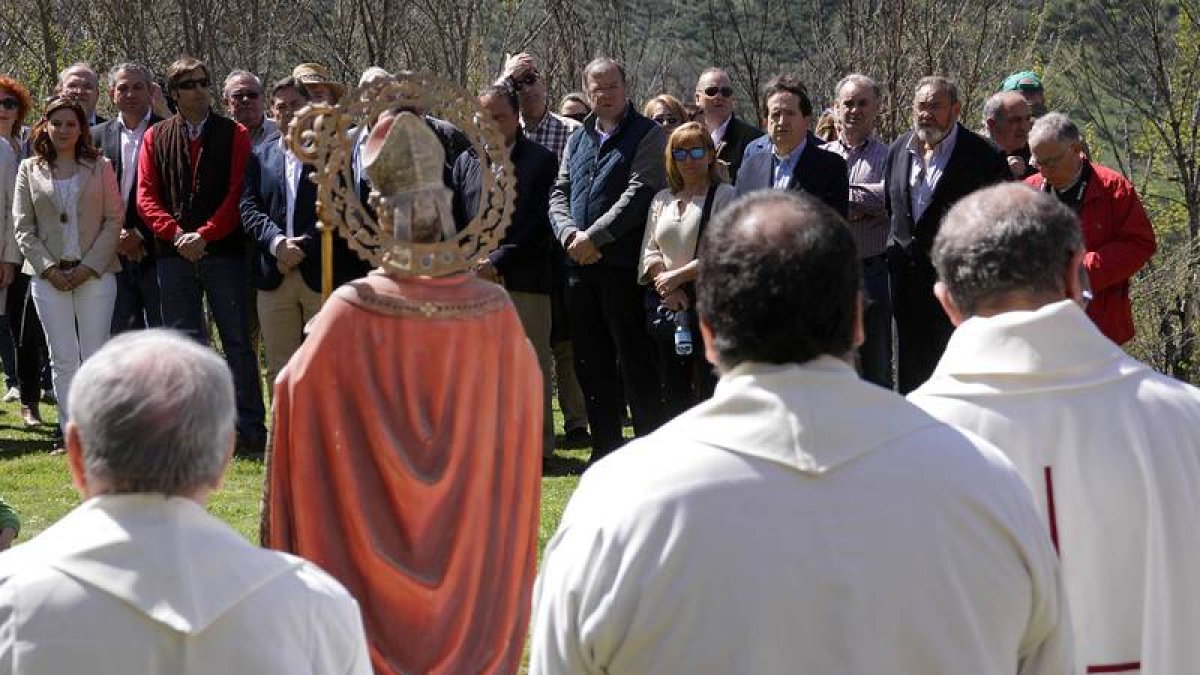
[0,397,588,554]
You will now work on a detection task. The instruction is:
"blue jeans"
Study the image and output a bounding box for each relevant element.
[157,254,266,441]
[859,255,894,389]
[111,256,163,333]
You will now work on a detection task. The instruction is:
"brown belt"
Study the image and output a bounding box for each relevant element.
[57,260,80,271]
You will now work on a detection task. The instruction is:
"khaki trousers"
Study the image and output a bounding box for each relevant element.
[510,290,554,456]
[258,270,323,389]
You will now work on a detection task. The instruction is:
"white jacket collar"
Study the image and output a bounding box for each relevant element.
[668,356,942,474]
[919,300,1140,395]
[13,494,300,635]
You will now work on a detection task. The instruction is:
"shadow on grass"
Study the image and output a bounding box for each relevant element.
[542,453,587,477]
[0,437,58,457]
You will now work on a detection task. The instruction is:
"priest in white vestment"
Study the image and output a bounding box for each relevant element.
[0,330,370,675]
[910,183,1200,675]
[530,190,1074,675]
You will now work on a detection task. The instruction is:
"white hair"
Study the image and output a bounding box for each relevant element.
[69,329,236,495]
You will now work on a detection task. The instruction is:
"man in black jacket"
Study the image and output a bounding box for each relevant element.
[736,75,849,218]
[91,63,163,333]
[452,83,558,457]
[694,67,763,184]
[884,76,1009,393]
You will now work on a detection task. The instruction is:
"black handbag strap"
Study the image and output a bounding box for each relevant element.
[693,182,721,258]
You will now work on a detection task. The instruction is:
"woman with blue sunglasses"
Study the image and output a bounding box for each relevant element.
[638,122,734,416]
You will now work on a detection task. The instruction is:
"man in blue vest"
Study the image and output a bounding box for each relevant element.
[549,57,667,464]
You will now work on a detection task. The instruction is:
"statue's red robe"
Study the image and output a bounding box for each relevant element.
[264,272,542,675]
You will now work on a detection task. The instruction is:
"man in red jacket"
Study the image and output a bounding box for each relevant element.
[1025,112,1156,344]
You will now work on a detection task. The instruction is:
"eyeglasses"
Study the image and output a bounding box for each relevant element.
[672,147,707,161]
[228,90,260,101]
[175,78,210,91]
[702,86,734,98]
[0,98,18,111]
[652,115,679,127]
[510,72,539,91]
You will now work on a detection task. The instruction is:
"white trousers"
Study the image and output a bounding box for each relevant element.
[30,273,116,425]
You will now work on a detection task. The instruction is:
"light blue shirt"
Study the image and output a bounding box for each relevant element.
[771,136,807,189]
[906,123,959,229]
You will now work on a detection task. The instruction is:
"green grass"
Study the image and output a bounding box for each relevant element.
[0,398,587,550]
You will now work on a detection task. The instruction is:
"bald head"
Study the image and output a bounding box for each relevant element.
[697,190,860,370]
[933,183,1084,318]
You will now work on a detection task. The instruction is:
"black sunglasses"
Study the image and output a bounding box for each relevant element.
[0,98,18,111]
[175,78,210,91]
[652,115,680,127]
[672,147,707,161]
[703,86,734,98]
[229,90,260,101]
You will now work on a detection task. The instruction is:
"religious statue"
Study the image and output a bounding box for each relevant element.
[261,72,541,675]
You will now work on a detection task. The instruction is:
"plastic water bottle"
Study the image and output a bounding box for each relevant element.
[674,310,694,356]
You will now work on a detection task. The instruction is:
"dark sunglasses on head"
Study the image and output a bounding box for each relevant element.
[703,86,734,98]
[672,147,707,161]
[229,90,260,101]
[0,98,18,110]
[652,115,679,127]
[510,72,539,91]
[175,78,210,91]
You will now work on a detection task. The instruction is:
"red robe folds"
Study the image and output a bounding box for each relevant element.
[264,272,542,674]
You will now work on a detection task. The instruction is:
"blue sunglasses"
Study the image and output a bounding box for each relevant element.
[672,147,707,161]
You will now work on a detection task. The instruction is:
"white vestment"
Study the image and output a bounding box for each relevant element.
[911,300,1200,675]
[0,494,370,674]
[530,357,1073,675]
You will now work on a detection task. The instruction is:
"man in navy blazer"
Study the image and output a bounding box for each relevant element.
[735,75,849,218]
[451,82,559,457]
[884,76,1010,393]
[240,76,367,385]
[91,63,163,332]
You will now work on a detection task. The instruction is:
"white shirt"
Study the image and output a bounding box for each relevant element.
[771,135,807,189]
[907,122,959,227]
[531,358,1073,675]
[0,494,370,674]
[271,140,305,257]
[117,111,151,203]
[52,175,82,260]
[709,114,732,148]
[911,300,1200,675]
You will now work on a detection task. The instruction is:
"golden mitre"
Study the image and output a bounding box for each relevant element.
[362,111,457,245]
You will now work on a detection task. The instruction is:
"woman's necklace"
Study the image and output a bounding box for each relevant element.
[51,161,77,225]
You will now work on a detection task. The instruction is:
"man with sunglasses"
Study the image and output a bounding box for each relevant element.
[223,70,278,150]
[694,68,762,183]
[136,56,266,456]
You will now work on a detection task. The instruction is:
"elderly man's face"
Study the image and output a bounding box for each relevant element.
[835,80,879,140]
[111,69,151,120]
[695,70,734,124]
[988,96,1033,153]
[223,75,265,129]
[62,67,100,115]
[912,85,960,145]
[1030,137,1083,190]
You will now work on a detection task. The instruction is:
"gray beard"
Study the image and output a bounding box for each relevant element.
[914,124,949,146]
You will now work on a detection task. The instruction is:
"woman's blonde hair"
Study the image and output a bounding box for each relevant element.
[664,122,723,193]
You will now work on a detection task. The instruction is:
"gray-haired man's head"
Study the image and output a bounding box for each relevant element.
[67,329,236,499]
[932,183,1084,320]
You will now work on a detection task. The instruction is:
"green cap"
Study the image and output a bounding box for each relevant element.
[1002,71,1042,92]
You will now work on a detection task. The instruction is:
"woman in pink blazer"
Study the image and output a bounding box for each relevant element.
[12,98,121,428]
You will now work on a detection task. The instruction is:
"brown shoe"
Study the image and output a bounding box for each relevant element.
[21,404,42,427]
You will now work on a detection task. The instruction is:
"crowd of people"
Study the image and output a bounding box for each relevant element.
[0,50,1195,675]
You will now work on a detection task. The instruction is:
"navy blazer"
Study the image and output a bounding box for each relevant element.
[451,134,558,294]
[735,132,849,217]
[884,123,1010,255]
[716,115,765,184]
[91,114,163,255]
[240,140,368,292]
